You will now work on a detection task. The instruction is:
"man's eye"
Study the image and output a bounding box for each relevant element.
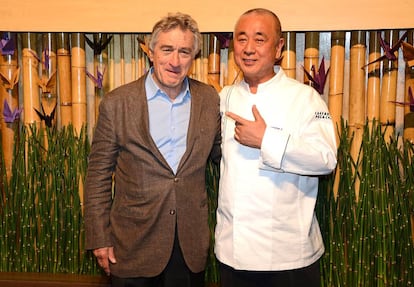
[180,50,191,55]
[177,49,191,57]
[162,48,173,53]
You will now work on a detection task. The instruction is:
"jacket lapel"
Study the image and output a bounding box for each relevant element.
[131,75,172,172]
[177,80,202,173]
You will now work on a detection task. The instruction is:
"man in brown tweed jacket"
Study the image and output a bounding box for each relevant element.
[84,12,221,287]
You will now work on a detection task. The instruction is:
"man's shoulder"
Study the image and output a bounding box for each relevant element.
[278,74,317,95]
[188,78,218,94]
[103,77,144,101]
[112,77,144,94]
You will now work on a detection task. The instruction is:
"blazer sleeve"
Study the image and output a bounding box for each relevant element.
[84,95,119,250]
[210,88,222,165]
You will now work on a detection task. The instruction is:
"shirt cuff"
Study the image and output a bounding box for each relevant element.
[259,126,290,171]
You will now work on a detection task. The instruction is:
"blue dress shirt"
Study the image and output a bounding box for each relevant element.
[145,70,191,174]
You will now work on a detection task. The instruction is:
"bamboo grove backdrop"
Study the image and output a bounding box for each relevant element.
[0,30,414,286]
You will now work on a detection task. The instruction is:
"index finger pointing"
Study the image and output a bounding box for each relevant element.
[225,111,247,124]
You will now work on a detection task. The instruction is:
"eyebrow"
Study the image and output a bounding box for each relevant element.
[159,44,174,49]
[159,44,193,52]
[236,31,266,37]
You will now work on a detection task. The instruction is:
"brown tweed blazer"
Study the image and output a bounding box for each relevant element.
[84,74,221,278]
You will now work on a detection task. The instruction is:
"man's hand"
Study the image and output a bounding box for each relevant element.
[226,105,266,148]
[93,246,117,276]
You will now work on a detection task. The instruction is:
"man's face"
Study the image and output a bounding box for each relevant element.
[149,28,195,99]
[233,13,284,85]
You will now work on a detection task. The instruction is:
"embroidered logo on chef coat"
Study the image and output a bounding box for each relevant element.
[315,111,331,119]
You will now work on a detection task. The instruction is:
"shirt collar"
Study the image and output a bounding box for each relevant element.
[240,65,285,92]
[145,67,190,102]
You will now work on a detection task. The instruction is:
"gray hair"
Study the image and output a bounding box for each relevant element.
[149,12,202,57]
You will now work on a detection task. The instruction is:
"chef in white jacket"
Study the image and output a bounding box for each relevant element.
[214,8,337,287]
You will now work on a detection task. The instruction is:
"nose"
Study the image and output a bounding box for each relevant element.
[169,51,180,66]
[243,39,255,56]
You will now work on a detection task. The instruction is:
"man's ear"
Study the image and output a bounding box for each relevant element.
[275,37,285,60]
[274,37,285,65]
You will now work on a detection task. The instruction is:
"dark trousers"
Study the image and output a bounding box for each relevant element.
[219,259,321,287]
[111,234,204,287]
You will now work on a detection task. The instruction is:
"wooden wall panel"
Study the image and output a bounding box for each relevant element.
[1,0,414,33]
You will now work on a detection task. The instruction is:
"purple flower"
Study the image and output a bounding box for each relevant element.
[28,49,51,71]
[86,67,106,89]
[389,86,414,113]
[303,57,330,95]
[213,33,233,49]
[42,49,50,71]
[0,33,16,56]
[3,99,22,123]
[363,31,408,68]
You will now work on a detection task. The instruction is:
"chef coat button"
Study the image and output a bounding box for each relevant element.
[169,209,176,215]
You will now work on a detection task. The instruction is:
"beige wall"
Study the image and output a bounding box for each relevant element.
[1,0,414,32]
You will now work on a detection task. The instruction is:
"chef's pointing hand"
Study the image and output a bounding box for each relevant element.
[226,105,266,148]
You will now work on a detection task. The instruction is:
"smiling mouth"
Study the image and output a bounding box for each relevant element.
[167,69,181,75]
[243,59,256,65]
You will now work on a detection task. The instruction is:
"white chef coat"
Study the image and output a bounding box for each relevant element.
[214,66,337,271]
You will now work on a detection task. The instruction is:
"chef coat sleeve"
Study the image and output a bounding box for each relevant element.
[259,96,337,176]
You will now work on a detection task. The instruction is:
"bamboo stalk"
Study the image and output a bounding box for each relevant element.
[136,36,142,78]
[349,31,366,200]
[137,35,144,78]
[40,33,57,127]
[380,30,399,141]
[219,47,226,88]
[120,34,125,85]
[303,32,319,85]
[144,35,150,77]
[281,32,296,79]
[202,34,209,84]
[329,31,345,142]
[93,33,110,121]
[208,34,221,92]
[349,31,366,127]
[189,53,197,79]
[0,32,19,181]
[194,54,202,81]
[71,33,87,136]
[366,31,381,125]
[122,34,132,85]
[36,33,57,152]
[328,31,345,199]
[108,33,115,91]
[22,33,41,126]
[57,33,72,127]
[138,34,151,77]
[131,34,137,81]
[404,29,414,143]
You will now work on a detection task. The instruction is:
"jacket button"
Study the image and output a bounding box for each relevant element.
[169,209,176,215]
[174,178,179,182]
